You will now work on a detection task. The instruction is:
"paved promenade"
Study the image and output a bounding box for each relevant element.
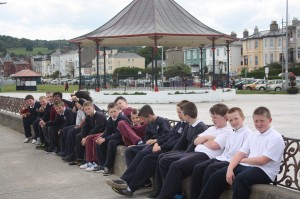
[0,93,299,198]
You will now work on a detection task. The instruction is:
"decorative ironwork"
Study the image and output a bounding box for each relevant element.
[0,96,24,114]
[276,136,300,191]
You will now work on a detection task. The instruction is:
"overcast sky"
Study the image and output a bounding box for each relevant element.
[0,0,299,40]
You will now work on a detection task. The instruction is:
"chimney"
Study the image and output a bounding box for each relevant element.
[270,21,278,31]
[230,32,237,38]
[243,29,249,38]
[254,26,259,34]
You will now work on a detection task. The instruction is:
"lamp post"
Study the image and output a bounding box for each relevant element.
[284,0,289,90]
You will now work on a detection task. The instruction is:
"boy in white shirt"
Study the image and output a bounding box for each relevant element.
[190,107,252,199]
[199,106,285,199]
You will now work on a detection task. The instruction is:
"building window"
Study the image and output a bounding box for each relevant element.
[187,51,191,59]
[192,50,197,59]
[209,49,212,57]
[264,39,268,49]
[132,59,134,62]
[255,55,258,65]
[224,48,227,56]
[278,38,282,48]
[265,53,268,65]
[217,49,219,56]
[270,53,274,63]
[297,28,300,39]
[270,38,274,48]
[249,55,252,65]
[244,56,248,65]
[255,40,258,49]
[298,47,300,59]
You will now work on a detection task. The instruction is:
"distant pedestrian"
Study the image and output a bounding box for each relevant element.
[65,82,69,91]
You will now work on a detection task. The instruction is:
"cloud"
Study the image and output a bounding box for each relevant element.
[0,0,299,40]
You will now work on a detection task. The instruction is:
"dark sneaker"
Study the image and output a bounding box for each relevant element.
[57,151,66,157]
[103,167,111,176]
[147,191,160,198]
[112,187,133,197]
[62,155,75,162]
[106,179,128,189]
[93,165,105,172]
[35,144,46,150]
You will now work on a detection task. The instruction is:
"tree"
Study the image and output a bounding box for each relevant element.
[137,47,162,67]
[164,63,191,79]
[50,70,61,79]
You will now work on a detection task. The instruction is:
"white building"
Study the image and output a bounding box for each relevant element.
[49,49,79,77]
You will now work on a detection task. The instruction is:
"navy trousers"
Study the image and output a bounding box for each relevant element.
[190,159,229,199]
[158,152,209,199]
[199,165,272,199]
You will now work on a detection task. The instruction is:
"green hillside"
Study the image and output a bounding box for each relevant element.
[7,47,54,56]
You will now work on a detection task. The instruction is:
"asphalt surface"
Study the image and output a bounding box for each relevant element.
[0,93,299,199]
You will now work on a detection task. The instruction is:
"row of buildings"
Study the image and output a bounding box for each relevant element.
[1,18,300,79]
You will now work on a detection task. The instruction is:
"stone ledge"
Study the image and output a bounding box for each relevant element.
[1,111,299,199]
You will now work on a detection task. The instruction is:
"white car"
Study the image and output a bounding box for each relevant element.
[50,80,59,85]
[269,79,300,91]
[255,79,283,91]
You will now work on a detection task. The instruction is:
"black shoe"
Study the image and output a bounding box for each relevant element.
[140,180,152,189]
[147,191,160,198]
[62,155,75,162]
[93,165,104,172]
[57,151,66,157]
[45,147,53,153]
[68,159,82,166]
[36,144,45,150]
[112,187,133,197]
[106,179,128,189]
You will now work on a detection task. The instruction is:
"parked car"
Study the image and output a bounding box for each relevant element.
[243,79,265,90]
[269,79,300,91]
[50,79,59,85]
[255,79,283,91]
[234,79,256,90]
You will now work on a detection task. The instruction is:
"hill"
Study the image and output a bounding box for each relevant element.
[0,35,75,56]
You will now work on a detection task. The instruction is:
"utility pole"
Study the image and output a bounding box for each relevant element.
[284,0,289,90]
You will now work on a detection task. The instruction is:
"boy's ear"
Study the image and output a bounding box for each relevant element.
[224,115,228,120]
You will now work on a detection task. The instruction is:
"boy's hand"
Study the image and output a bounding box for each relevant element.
[146,139,157,145]
[81,137,87,146]
[152,143,161,153]
[226,169,235,185]
[96,137,105,144]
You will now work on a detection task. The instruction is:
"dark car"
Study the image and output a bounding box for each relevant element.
[234,79,256,90]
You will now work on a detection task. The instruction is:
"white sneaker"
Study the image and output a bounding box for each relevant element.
[79,162,91,169]
[32,139,37,144]
[35,138,41,145]
[86,162,98,172]
[23,138,30,143]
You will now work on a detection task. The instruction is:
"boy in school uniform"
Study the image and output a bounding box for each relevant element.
[36,92,54,150]
[21,95,41,143]
[45,101,74,153]
[32,96,48,145]
[199,106,285,199]
[106,100,190,197]
[158,103,232,199]
[147,102,208,198]
[95,102,131,175]
[118,108,148,146]
[114,96,134,119]
[71,101,107,166]
[190,107,252,199]
[122,104,171,167]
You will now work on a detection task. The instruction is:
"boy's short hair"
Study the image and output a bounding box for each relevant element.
[177,100,189,110]
[227,107,245,118]
[131,108,138,115]
[114,96,127,103]
[138,105,154,118]
[83,101,93,108]
[25,94,34,101]
[182,101,197,119]
[46,91,53,95]
[53,92,63,99]
[107,102,118,110]
[39,96,47,101]
[54,101,64,107]
[210,103,229,117]
[253,106,271,118]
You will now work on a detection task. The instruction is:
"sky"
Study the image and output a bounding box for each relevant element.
[0,0,299,41]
